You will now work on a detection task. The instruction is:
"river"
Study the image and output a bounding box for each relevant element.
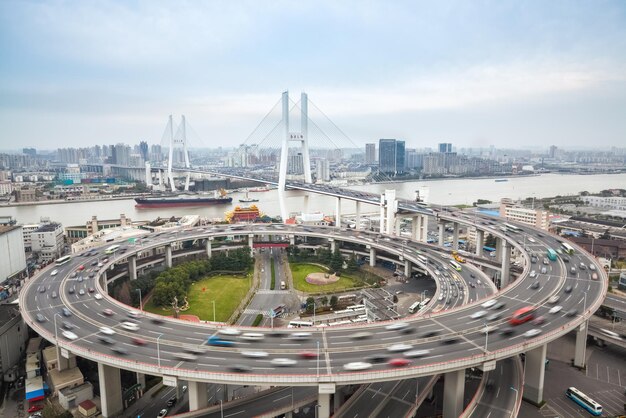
[1,172,624,226]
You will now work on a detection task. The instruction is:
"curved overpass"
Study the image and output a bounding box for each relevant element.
[20,219,607,417]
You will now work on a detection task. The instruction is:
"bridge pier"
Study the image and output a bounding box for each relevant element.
[98,363,123,417]
[165,244,172,268]
[475,229,484,256]
[304,194,310,214]
[574,320,588,369]
[452,222,459,250]
[136,372,146,390]
[404,260,411,277]
[335,197,342,228]
[290,234,295,245]
[412,216,419,241]
[355,201,361,231]
[329,238,336,253]
[101,271,108,294]
[205,238,213,258]
[443,369,465,418]
[369,247,376,267]
[384,190,397,235]
[318,383,335,418]
[248,234,254,256]
[523,343,547,405]
[379,195,386,233]
[189,381,209,410]
[438,222,445,247]
[495,238,503,262]
[419,215,428,242]
[333,386,346,412]
[128,255,137,281]
[501,241,511,288]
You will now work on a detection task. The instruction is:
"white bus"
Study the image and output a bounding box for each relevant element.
[503,223,522,233]
[104,244,121,255]
[449,260,462,271]
[287,320,313,328]
[418,298,431,310]
[55,255,72,265]
[408,301,421,314]
[417,255,428,264]
[561,242,575,255]
[338,294,357,303]
[565,387,602,416]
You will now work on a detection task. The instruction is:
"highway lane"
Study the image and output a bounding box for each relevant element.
[20,222,606,386]
[467,357,522,418]
[604,293,626,313]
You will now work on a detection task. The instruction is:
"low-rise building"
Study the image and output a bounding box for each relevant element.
[31,222,64,263]
[48,366,84,397]
[59,381,94,410]
[499,198,549,230]
[65,214,133,244]
[0,304,29,382]
[0,225,27,286]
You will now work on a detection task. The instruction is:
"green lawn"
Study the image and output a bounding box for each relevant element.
[143,274,251,322]
[291,263,364,293]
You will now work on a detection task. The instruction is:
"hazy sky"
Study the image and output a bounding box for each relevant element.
[1,1,625,151]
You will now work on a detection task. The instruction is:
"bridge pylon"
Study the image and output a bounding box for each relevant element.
[278,91,313,222]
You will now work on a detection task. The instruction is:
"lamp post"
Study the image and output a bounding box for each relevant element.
[157,333,163,368]
[484,321,489,352]
[316,340,320,377]
[212,300,216,323]
[220,399,223,418]
[583,291,587,314]
[313,301,316,326]
[136,288,143,312]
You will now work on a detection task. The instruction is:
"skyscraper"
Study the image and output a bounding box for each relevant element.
[378,139,406,175]
[365,143,376,164]
[438,143,452,153]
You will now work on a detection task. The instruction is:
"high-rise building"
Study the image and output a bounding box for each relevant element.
[438,143,452,153]
[112,144,131,166]
[22,148,37,156]
[365,143,376,164]
[139,141,149,162]
[288,153,304,175]
[549,145,557,159]
[315,159,330,182]
[378,139,406,175]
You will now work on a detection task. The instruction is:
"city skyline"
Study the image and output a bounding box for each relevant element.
[1,1,625,149]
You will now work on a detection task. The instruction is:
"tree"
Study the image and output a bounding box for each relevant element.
[346,255,358,271]
[305,297,315,313]
[330,250,343,272]
[320,296,328,306]
[484,234,497,248]
[330,295,338,309]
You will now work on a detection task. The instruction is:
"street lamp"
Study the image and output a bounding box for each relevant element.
[220,399,223,418]
[212,300,216,323]
[156,333,163,368]
[316,341,320,377]
[484,321,489,352]
[136,288,143,312]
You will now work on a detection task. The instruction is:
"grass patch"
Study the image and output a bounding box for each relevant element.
[291,263,365,293]
[143,274,251,322]
[270,258,276,290]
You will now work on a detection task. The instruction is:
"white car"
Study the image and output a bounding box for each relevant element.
[50,269,59,276]
[241,332,265,341]
[470,310,488,319]
[385,322,409,331]
[481,299,497,309]
[529,271,537,278]
[599,329,621,340]
[219,327,241,336]
[61,330,78,340]
[288,332,312,340]
[549,306,563,315]
[240,350,268,358]
[387,343,413,352]
[121,322,139,331]
[548,295,560,304]
[127,311,141,319]
[343,362,372,371]
[99,327,115,335]
[271,358,297,367]
[523,329,542,338]
[94,293,103,300]
[157,409,168,418]
[404,349,431,358]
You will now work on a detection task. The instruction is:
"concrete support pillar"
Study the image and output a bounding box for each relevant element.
[318,393,331,418]
[501,241,511,288]
[128,255,137,281]
[379,194,386,233]
[411,216,419,241]
[188,381,209,411]
[404,260,411,277]
[55,347,75,371]
[369,247,376,267]
[98,363,123,417]
[574,320,588,369]
[290,235,295,246]
[304,194,310,214]
[136,372,146,390]
[384,190,397,235]
[165,244,172,268]
[329,238,336,253]
[438,222,445,247]
[335,197,342,228]
[475,229,484,256]
[101,271,108,294]
[333,386,345,412]
[495,238,503,262]
[205,238,212,258]
[420,215,428,242]
[248,234,254,257]
[355,201,362,231]
[452,222,459,251]
[443,369,465,418]
[524,344,547,405]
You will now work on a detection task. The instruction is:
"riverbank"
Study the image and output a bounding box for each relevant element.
[0,194,146,207]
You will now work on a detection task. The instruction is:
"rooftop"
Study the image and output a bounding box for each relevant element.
[0,304,20,328]
[0,225,22,235]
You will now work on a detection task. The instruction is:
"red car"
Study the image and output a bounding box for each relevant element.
[102,309,114,316]
[388,358,411,367]
[299,351,318,359]
[28,404,44,413]
[88,287,95,293]
[77,265,85,271]
[132,337,147,346]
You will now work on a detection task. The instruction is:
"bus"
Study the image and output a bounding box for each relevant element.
[337,294,357,304]
[417,255,428,264]
[565,387,602,416]
[55,255,72,266]
[561,242,575,255]
[105,244,121,255]
[287,320,313,328]
[418,298,431,310]
[546,248,558,261]
[509,306,536,325]
[503,223,522,233]
[408,301,421,314]
[449,260,462,272]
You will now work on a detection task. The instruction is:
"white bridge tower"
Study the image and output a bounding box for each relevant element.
[277,91,312,222]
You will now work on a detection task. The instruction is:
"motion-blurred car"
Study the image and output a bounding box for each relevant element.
[387,343,412,352]
[99,327,115,335]
[271,358,297,367]
[61,330,78,340]
[523,329,542,338]
[120,322,139,331]
[102,308,114,316]
[343,362,372,371]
